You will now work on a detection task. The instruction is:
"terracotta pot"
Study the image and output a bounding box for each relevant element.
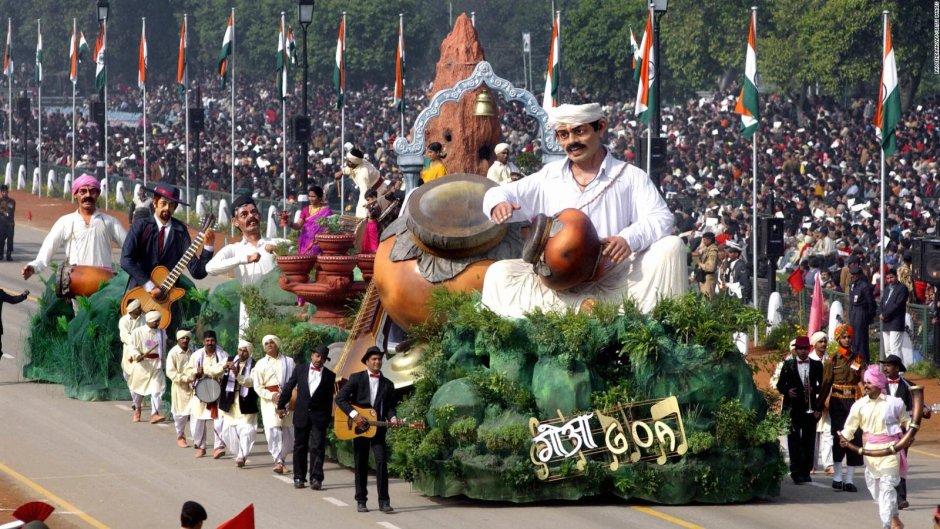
[276,254,317,283]
[315,233,356,255]
[316,254,358,275]
[357,253,375,280]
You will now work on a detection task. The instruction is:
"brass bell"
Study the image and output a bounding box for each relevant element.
[473,90,496,117]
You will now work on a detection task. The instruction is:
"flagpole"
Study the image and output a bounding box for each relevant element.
[36,18,41,196]
[399,13,404,139]
[184,14,190,222]
[750,6,759,310]
[7,18,11,180]
[142,17,147,190]
[281,11,287,238]
[103,18,109,209]
[230,7,236,237]
[340,12,346,215]
[879,10,889,349]
[70,19,76,189]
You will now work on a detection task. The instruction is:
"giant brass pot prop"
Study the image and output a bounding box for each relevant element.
[839,385,925,456]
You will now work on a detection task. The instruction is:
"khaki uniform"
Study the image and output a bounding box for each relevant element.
[822,350,866,468]
[695,244,719,298]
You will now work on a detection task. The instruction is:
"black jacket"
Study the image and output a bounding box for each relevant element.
[729,258,752,302]
[0,288,28,335]
[849,277,877,326]
[120,216,212,288]
[880,282,909,333]
[278,362,336,429]
[776,357,824,416]
[218,359,260,415]
[334,370,396,422]
[886,376,912,411]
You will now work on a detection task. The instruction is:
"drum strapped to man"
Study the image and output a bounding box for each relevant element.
[54,265,116,298]
[194,378,222,405]
[522,208,605,291]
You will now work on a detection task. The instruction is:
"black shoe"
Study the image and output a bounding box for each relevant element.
[832,480,843,491]
[379,503,394,513]
[842,483,858,492]
[897,500,909,510]
[791,475,803,485]
[293,479,305,489]
[310,480,322,490]
[801,475,813,483]
[357,503,369,513]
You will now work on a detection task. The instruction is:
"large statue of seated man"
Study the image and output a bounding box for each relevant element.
[481,103,687,317]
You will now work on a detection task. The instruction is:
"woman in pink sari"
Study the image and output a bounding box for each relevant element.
[286,186,333,255]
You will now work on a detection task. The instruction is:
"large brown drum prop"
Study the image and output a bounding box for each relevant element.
[522,208,602,291]
[55,265,116,298]
[406,174,507,258]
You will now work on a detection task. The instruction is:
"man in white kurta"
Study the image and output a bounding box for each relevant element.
[118,299,144,382]
[185,330,229,458]
[482,103,687,316]
[343,148,386,218]
[126,311,167,424]
[486,143,520,186]
[22,174,127,280]
[252,334,295,474]
[205,195,289,337]
[221,340,258,468]
[839,365,911,529]
[166,329,194,448]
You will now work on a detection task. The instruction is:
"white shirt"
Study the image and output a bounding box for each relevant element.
[308,365,322,397]
[486,160,519,186]
[369,372,379,406]
[28,210,127,274]
[482,151,674,254]
[346,161,383,218]
[205,236,287,286]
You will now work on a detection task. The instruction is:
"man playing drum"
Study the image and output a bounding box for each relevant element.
[482,103,687,316]
[166,329,195,448]
[185,330,228,459]
[126,311,168,424]
[252,335,295,474]
[22,174,127,281]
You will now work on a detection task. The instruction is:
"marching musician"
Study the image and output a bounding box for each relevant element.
[880,354,932,510]
[205,195,287,337]
[120,183,215,297]
[166,329,195,448]
[278,344,336,490]
[185,330,228,459]
[775,335,823,484]
[22,174,127,281]
[126,311,168,424]
[219,340,259,469]
[252,335,295,475]
[119,299,145,382]
[335,347,398,513]
[481,103,686,316]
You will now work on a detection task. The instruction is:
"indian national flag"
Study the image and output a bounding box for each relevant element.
[542,12,559,109]
[874,16,900,157]
[69,27,89,85]
[35,22,42,85]
[333,17,345,109]
[276,16,287,100]
[630,27,641,81]
[138,20,147,90]
[218,13,233,88]
[634,10,655,124]
[94,21,106,92]
[3,19,12,78]
[176,17,186,95]
[393,17,405,115]
[287,26,297,64]
[733,10,759,140]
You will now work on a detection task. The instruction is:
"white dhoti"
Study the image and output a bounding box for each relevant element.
[865,470,900,528]
[222,399,257,461]
[191,417,225,450]
[264,426,293,465]
[174,414,190,438]
[482,235,687,317]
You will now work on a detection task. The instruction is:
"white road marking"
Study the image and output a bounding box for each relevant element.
[1,353,15,359]
[273,475,294,485]
[377,522,401,529]
[114,404,132,411]
[806,482,829,489]
[323,497,348,507]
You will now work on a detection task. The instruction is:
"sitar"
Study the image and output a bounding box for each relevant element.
[121,215,216,329]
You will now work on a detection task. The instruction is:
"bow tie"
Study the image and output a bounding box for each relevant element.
[798,360,809,364]
[887,380,899,384]
[310,366,321,372]
[370,372,381,379]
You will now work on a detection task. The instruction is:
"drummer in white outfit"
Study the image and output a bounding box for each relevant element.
[126,311,167,424]
[481,103,687,316]
[220,340,259,468]
[185,330,229,459]
[166,329,195,448]
[252,334,295,474]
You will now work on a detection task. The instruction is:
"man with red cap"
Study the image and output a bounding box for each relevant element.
[776,335,823,483]
[22,173,127,281]
[821,323,867,492]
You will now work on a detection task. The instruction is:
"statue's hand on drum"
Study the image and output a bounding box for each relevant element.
[600,236,631,264]
[489,201,520,224]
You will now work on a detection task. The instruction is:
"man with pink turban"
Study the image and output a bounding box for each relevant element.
[22,174,127,280]
[839,364,911,529]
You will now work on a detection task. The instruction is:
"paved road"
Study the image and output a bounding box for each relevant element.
[2,222,939,529]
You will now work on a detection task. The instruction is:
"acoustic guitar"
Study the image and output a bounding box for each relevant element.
[334,404,425,440]
[121,215,216,329]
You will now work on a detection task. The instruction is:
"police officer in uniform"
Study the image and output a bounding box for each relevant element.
[692,232,719,299]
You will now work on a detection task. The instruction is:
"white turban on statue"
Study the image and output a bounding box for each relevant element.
[547,103,606,128]
[126,299,141,312]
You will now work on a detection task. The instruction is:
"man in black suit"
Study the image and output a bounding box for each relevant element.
[278,345,336,490]
[879,268,909,361]
[848,264,876,362]
[0,287,28,359]
[120,183,215,298]
[335,347,398,513]
[776,335,823,484]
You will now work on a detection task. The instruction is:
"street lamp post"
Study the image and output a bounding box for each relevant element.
[297,0,314,197]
